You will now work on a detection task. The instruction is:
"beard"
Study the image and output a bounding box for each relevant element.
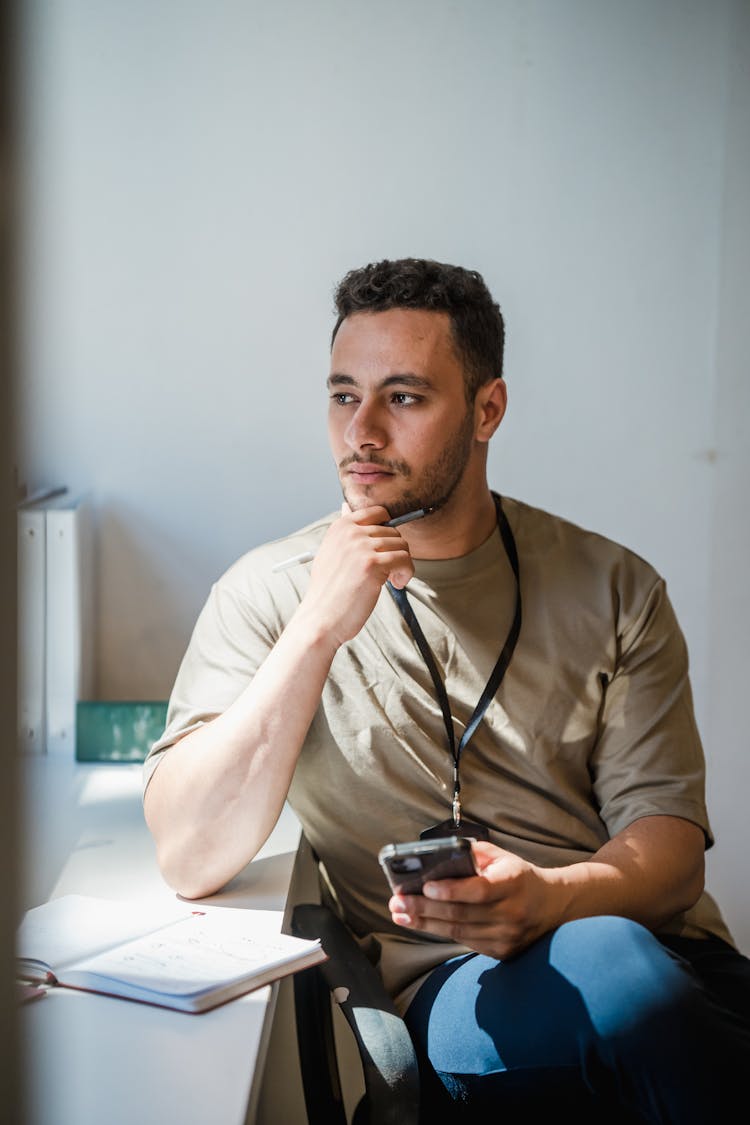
[339,407,475,520]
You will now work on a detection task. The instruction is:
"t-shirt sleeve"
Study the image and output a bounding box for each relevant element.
[142,564,284,793]
[591,575,713,846]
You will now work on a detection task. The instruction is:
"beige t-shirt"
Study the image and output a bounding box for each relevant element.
[144,496,734,1011]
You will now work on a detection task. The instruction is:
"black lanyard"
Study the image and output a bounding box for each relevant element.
[387,493,521,836]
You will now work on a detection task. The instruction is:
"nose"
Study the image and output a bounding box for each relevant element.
[344,400,387,452]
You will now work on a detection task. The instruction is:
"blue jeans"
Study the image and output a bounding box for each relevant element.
[404,916,750,1123]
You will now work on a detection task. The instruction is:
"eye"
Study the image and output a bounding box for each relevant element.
[391,392,421,406]
[331,392,356,406]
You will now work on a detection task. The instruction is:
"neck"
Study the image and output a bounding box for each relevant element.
[401,482,498,560]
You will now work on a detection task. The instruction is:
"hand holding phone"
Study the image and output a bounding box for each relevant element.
[378,836,478,896]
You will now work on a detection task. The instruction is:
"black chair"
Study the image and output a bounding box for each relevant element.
[291,901,420,1125]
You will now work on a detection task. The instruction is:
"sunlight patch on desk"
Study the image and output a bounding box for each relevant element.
[78,763,144,806]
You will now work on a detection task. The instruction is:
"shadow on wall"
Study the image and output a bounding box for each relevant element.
[94,499,215,701]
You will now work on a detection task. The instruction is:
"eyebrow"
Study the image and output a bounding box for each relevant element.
[326,372,434,390]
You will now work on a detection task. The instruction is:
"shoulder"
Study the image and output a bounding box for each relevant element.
[499,495,666,633]
[501,495,659,578]
[225,511,337,579]
[208,511,338,625]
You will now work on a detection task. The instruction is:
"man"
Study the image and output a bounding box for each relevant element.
[144,258,750,1121]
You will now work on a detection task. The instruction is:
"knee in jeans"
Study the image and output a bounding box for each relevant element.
[552,914,653,969]
[550,916,698,1044]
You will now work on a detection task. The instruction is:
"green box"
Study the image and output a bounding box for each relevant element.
[76,701,168,763]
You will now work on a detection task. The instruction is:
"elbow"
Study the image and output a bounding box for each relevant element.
[678,852,706,915]
[143,781,225,898]
[664,848,705,921]
[640,816,707,921]
[147,810,265,900]
[171,875,228,902]
[145,809,229,901]
[153,838,230,901]
[143,773,269,899]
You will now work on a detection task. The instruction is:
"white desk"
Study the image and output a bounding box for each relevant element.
[20,757,303,1125]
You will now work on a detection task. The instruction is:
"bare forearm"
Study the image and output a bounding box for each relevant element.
[391,815,706,959]
[144,607,338,898]
[548,815,706,930]
[145,505,416,900]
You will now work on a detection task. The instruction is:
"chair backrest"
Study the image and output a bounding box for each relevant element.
[291,846,420,1125]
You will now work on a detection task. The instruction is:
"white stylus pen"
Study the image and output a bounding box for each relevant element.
[271,507,434,573]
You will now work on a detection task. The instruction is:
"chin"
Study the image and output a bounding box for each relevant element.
[340,487,373,512]
[342,482,424,519]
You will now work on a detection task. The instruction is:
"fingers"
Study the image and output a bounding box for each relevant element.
[387,565,413,590]
[389,874,495,920]
[339,504,389,527]
[388,878,494,934]
[304,504,414,646]
[387,856,507,937]
[333,505,415,586]
[471,840,510,874]
[389,891,504,948]
[388,888,521,954]
[387,851,548,959]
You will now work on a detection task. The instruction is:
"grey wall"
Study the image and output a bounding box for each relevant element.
[705,0,750,952]
[18,0,749,950]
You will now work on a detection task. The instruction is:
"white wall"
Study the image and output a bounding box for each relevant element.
[18,1,749,949]
[704,0,750,951]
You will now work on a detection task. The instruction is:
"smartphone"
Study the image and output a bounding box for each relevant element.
[378,835,477,896]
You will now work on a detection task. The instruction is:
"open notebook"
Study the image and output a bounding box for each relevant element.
[17,894,326,1013]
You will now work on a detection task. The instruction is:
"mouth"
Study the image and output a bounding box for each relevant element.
[345,463,396,485]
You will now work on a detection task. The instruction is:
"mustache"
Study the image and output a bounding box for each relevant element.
[339,454,412,477]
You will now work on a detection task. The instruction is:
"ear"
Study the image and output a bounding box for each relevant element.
[474,378,507,443]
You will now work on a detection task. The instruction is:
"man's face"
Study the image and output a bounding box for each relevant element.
[327,308,479,519]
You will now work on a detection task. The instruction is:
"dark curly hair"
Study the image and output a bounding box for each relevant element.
[331,258,505,400]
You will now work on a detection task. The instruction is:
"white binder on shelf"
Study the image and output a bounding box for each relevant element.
[44,492,95,755]
[16,488,66,753]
